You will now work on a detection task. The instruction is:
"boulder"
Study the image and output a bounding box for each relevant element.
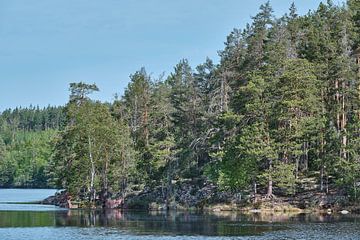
[340,210,349,215]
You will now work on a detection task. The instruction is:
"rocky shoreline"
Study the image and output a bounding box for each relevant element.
[41,179,360,214]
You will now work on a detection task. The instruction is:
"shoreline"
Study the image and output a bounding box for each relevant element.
[40,191,360,214]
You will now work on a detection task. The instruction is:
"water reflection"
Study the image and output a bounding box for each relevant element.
[53,210,285,236]
[0,210,359,236]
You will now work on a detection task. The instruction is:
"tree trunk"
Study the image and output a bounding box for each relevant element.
[341,80,347,160]
[253,180,258,203]
[354,181,357,201]
[143,106,149,147]
[320,89,326,192]
[295,156,299,179]
[320,164,324,192]
[267,178,273,197]
[302,141,309,172]
[132,96,138,132]
[88,135,96,206]
[267,159,273,197]
[220,73,229,112]
[101,152,109,208]
[326,175,329,194]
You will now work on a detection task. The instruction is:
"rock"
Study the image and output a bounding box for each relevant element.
[105,198,123,209]
[41,195,56,205]
[249,209,262,213]
[340,210,349,214]
[41,190,76,208]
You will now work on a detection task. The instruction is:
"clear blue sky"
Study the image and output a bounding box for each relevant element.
[0,0,345,111]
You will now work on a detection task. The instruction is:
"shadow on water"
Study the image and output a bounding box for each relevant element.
[0,210,359,236]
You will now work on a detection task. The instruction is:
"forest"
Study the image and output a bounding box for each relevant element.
[1,0,360,209]
[0,106,65,187]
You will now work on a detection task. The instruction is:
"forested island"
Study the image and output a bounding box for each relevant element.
[1,0,360,212]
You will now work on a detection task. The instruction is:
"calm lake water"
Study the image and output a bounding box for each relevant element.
[0,189,360,240]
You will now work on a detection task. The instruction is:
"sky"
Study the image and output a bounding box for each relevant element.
[0,0,345,111]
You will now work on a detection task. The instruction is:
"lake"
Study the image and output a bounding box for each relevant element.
[0,189,360,240]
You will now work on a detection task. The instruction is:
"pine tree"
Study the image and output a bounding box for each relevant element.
[272,59,321,180]
[168,60,202,178]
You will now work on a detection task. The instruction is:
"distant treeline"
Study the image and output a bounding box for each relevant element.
[0,106,65,133]
[0,106,65,188]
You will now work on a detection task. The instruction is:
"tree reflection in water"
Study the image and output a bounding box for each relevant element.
[1,210,359,236]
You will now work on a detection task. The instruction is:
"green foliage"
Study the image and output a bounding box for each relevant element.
[50,83,137,206]
[0,106,65,133]
[53,93,136,203]
[271,59,321,173]
[69,82,99,105]
[121,68,154,185]
[0,130,56,188]
[217,123,267,192]
[208,1,359,197]
[335,120,360,201]
[261,161,296,195]
[348,0,360,47]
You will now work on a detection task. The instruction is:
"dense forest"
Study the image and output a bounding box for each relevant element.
[0,106,65,187]
[1,0,360,208]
